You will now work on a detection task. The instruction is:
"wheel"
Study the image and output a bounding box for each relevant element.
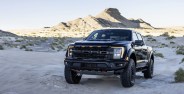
[143,59,154,79]
[64,65,82,84]
[120,59,136,87]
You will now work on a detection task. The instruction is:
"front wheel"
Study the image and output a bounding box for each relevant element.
[143,59,154,79]
[120,59,136,87]
[64,65,82,84]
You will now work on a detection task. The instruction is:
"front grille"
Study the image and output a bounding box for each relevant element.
[72,46,112,59]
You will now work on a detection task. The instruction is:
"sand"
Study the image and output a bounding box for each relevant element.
[0,46,184,94]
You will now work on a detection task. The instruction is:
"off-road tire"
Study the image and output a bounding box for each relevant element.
[143,59,154,79]
[120,59,136,87]
[64,65,82,84]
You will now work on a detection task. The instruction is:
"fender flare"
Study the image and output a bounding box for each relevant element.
[148,51,154,63]
[65,50,68,57]
[126,48,137,66]
[127,48,135,58]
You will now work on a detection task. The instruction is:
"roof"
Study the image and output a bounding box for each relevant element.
[94,28,135,32]
[97,28,143,34]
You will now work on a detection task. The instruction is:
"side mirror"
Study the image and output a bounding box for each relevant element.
[134,40,144,46]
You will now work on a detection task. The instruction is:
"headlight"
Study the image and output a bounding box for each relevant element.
[112,47,125,59]
[68,46,74,56]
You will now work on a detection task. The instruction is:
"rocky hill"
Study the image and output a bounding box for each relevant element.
[0,30,18,37]
[53,8,153,31]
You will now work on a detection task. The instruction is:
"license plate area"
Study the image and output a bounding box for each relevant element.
[82,63,97,68]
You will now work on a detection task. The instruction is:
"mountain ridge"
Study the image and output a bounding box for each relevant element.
[53,8,154,32]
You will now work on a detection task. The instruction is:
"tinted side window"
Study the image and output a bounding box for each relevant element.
[90,33,98,39]
[132,33,138,41]
[137,34,143,40]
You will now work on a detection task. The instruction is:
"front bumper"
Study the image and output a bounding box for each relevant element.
[64,58,128,71]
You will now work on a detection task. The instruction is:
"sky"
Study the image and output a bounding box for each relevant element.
[0,0,184,30]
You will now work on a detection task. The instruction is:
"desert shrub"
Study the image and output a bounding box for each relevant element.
[181,58,184,64]
[161,32,169,37]
[171,31,175,33]
[40,37,48,42]
[161,43,168,47]
[175,68,184,82]
[20,45,27,49]
[147,37,152,40]
[0,45,4,50]
[51,42,58,46]
[170,41,175,44]
[154,52,164,58]
[51,45,55,50]
[15,39,23,42]
[67,40,73,43]
[176,46,184,55]
[27,43,34,46]
[151,39,157,41]
[63,48,67,51]
[166,36,176,40]
[56,45,64,51]
[144,35,153,37]
[25,48,33,51]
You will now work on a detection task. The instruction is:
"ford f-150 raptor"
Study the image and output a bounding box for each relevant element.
[64,29,154,87]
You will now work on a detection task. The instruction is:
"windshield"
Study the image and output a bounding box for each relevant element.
[86,29,132,41]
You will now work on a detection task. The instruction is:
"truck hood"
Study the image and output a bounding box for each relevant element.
[73,40,131,47]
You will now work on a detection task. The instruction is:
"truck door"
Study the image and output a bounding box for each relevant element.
[132,32,144,68]
[137,33,148,66]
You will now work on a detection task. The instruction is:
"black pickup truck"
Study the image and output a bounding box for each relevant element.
[64,29,154,87]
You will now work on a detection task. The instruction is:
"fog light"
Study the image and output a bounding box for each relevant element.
[64,62,68,65]
[117,64,123,67]
[126,57,129,61]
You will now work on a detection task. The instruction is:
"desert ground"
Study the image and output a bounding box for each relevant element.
[0,30,184,94]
